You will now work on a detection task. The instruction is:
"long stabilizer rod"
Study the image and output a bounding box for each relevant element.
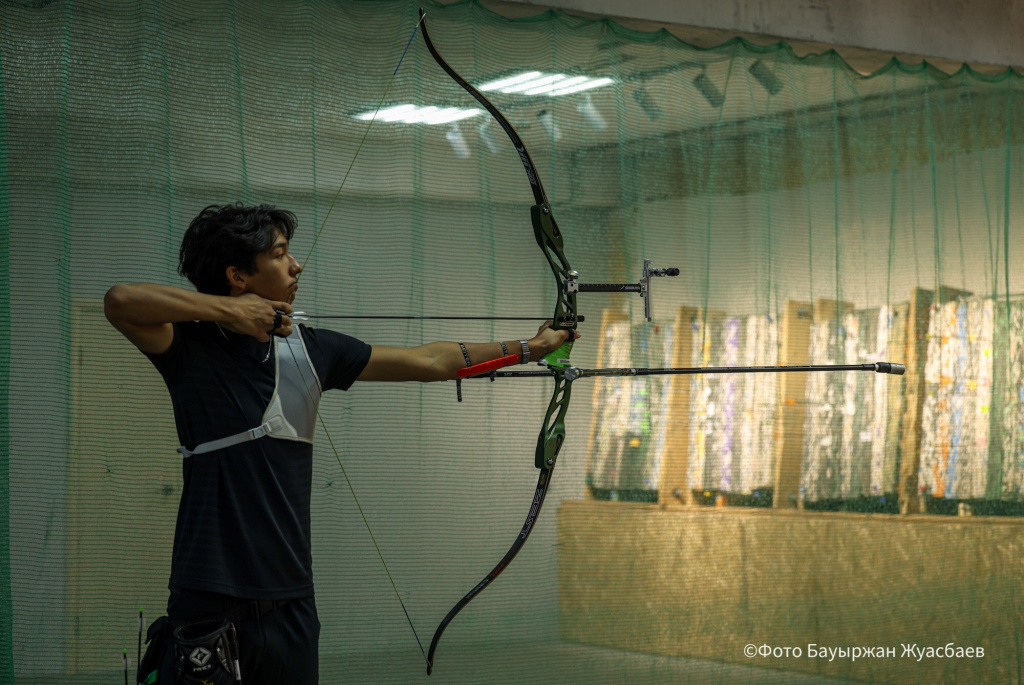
[461,362,905,380]
[565,361,905,380]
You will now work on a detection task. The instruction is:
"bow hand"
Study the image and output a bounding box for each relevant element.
[533,322,580,370]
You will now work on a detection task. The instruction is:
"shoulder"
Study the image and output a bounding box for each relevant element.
[143,321,224,374]
[144,320,218,354]
[175,319,216,339]
[298,324,368,352]
[298,325,372,391]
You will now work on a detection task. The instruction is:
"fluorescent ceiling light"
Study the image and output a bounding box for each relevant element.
[477,71,613,97]
[355,104,482,125]
[424,108,482,125]
[403,106,441,124]
[356,104,417,122]
[479,71,543,91]
[523,76,589,96]
[500,74,569,94]
[548,77,613,97]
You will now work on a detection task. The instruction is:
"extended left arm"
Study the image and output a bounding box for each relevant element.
[356,325,577,382]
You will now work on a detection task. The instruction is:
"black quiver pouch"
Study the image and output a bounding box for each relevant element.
[173,618,242,684]
[137,615,170,684]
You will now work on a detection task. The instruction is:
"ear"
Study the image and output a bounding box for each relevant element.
[225,265,248,294]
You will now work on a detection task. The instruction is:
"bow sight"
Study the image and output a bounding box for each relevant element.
[566,259,680,322]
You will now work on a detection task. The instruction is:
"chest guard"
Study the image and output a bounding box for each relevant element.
[178,327,322,458]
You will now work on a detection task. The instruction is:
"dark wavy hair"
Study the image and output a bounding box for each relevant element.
[178,203,297,295]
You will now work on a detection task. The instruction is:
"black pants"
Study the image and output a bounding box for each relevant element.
[161,589,320,685]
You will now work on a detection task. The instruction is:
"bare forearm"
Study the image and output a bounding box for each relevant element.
[104,283,234,326]
[418,337,559,382]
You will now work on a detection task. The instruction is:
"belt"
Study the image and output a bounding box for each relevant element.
[222,598,287,625]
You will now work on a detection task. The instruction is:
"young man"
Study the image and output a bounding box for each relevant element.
[105,203,576,684]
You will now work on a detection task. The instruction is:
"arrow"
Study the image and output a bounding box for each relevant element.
[290,312,583,324]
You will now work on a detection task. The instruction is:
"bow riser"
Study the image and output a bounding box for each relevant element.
[531,205,575,322]
[536,374,571,470]
[532,205,578,367]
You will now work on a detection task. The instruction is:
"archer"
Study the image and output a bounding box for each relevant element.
[104,202,576,684]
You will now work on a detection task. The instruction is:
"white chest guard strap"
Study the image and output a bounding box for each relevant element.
[178,328,322,458]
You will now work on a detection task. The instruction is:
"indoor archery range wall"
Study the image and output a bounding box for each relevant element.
[570,290,1024,683]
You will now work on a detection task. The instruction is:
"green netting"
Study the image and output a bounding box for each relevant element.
[0,9,13,682]
[2,0,1024,683]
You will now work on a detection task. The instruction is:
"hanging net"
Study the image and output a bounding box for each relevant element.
[2,0,1023,683]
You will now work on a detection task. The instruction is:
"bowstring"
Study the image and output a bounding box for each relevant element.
[280,333,428,664]
[287,13,430,664]
[299,15,424,275]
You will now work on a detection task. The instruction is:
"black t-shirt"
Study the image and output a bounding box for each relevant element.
[145,321,371,599]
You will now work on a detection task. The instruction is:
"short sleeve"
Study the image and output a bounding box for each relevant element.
[143,322,187,382]
[299,325,372,391]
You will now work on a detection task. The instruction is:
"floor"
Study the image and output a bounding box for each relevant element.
[18,639,861,684]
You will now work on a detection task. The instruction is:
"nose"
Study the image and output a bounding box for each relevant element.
[290,254,302,274]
